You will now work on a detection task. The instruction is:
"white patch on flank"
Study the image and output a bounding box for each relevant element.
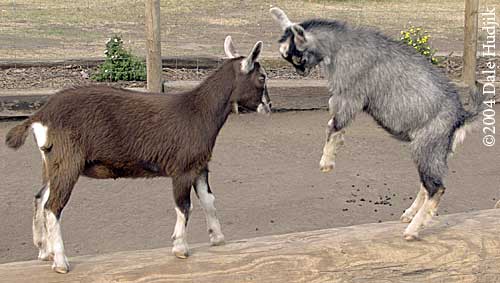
[32,122,48,148]
[171,207,189,258]
[46,210,69,273]
[400,184,427,223]
[195,178,225,245]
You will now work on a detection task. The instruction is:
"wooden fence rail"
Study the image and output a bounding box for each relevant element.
[1,209,499,283]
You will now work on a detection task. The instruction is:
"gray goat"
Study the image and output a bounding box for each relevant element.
[270,7,484,240]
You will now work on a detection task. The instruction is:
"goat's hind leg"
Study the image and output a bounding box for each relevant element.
[400,184,427,223]
[44,151,82,272]
[44,168,80,273]
[194,168,225,246]
[33,184,52,261]
[171,174,194,259]
[404,156,447,240]
[403,186,445,241]
[32,125,52,261]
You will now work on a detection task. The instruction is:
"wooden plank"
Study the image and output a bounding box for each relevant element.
[462,0,479,87]
[145,0,163,92]
[1,209,499,282]
[2,81,499,118]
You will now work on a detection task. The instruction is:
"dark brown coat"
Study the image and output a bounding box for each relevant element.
[7,58,267,180]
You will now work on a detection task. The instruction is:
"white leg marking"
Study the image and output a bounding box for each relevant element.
[33,184,52,261]
[403,190,442,240]
[232,102,239,114]
[495,200,500,209]
[196,178,225,246]
[171,207,189,258]
[46,210,69,273]
[319,130,344,172]
[400,184,427,223]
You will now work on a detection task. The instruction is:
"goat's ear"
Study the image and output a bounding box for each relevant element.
[291,24,307,50]
[241,41,263,74]
[224,36,239,58]
[270,7,292,30]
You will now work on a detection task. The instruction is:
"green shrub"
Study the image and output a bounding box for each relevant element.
[400,26,438,64]
[92,35,147,81]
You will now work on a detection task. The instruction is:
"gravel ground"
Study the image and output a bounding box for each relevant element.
[0,57,496,90]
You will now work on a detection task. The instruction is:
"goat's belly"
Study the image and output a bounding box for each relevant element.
[83,160,164,179]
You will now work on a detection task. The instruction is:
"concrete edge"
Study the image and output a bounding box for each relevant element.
[1,80,498,119]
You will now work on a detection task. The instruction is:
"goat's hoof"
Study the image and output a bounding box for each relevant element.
[52,261,70,274]
[38,250,54,261]
[403,233,419,241]
[400,214,413,223]
[210,234,225,246]
[172,245,189,259]
[319,158,335,173]
[320,164,334,173]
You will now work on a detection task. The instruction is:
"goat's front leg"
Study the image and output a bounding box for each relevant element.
[194,168,225,246]
[319,118,345,172]
[319,95,360,172]
[171,174,194,259]
[495,200,500,209]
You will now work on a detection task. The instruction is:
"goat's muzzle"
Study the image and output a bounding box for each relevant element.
[257,85,272,115]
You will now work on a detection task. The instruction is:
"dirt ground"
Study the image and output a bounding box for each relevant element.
[2,0,499,60]
[1,110,499,264]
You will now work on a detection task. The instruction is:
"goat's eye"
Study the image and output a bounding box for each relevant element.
[258,75,266,82]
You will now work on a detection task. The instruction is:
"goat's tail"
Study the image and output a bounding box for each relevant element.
[6,119,32,150]
[451,81,487,152]
[465,81,487,123]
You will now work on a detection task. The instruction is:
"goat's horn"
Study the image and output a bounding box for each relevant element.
[224,36,239,58]
[270,7,293,30]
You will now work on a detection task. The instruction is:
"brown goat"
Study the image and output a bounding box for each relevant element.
[5,36,271,274]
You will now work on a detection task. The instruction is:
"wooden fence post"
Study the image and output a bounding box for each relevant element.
[463,0,479,88]
[145,0,162,93]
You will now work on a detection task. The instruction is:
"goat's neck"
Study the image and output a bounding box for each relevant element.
[192,66,235,132]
